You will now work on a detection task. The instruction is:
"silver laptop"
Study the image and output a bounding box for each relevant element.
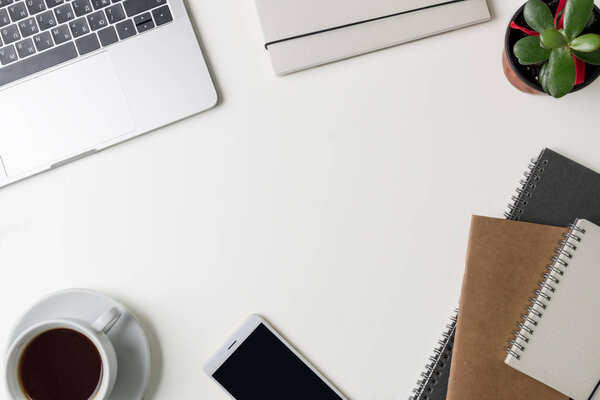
[0,0,217,188]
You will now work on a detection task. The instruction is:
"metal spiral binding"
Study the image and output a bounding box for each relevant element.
[408,310,457,400]
[504,157,548,220]
[505,222,585,361]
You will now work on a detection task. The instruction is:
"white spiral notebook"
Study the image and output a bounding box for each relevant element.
[505,219,600,400]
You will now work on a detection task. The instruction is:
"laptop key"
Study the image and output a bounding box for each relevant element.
[8,2,28,22]
[0,44,17,65]
[25,0,46,14]
[104,3,124,24]
[97,24,115,45]
[0,0,14,7]
[86,9,105,30]
[0,9,10,28]
[91,0,109,9]
[151,5,170,26]
[115,18,133,39]
[74,32,98,54]
[135,18,152,32]
[44,0,62,8]
[54,3,74,23]
[0,42,77,86]
[123,0,164,17]
[36,9,56,29]
[132,11,148,24]
[72,0,92,16]
[18,17,38,37]
[1,24,20,44]
[50,23,70,43]
[69,16,88,37]
[32,29,52,50]
[133,11,151,32]
[15,37,35,57]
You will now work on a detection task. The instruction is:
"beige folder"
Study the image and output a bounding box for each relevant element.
[254,0,491,75]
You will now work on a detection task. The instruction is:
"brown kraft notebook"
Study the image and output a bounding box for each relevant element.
[446,216,569,400]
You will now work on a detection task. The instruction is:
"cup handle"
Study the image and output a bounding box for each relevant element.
[92,307,122,334]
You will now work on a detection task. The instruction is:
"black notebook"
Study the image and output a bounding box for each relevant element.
[409,148,600,400]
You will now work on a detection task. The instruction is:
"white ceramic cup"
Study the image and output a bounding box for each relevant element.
[5,307,121,400]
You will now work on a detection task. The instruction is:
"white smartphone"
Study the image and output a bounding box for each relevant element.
[204,314,349,400]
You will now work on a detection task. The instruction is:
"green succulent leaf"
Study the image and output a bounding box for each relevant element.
[539,62,551,95]
[540,29,568,48]
[524,0,556,33]
[573,48,600,64]
[564,0,594,40]
[586,10,595,27]
[570,33,600,52]
[547,48,576,98]
[514,36,552,64]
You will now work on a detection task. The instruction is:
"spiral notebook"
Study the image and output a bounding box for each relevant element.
[505,219,600,400]
[410,148,600,400]
[505,149,600,225]
[445,216,568,400]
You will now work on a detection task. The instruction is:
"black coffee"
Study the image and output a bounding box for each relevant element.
[18,328,103,400]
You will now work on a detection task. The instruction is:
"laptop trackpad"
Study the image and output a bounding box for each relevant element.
[0,52,135,177]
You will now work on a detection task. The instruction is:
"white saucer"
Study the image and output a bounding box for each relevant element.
[7,289,151,400]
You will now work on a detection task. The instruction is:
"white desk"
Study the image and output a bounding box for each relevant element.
[2,0,600,399]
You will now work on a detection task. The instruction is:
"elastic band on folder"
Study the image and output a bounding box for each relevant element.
[264,0,467,49]
[589,381,600,400]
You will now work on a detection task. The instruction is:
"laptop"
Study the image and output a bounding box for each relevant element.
[0,0,217,188]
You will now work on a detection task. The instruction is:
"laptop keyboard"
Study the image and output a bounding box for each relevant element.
[0,0,173,87]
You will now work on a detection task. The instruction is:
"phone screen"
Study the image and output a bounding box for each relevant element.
[212,323,343,400]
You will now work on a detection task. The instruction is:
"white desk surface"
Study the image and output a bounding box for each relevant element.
[2,0,600,399]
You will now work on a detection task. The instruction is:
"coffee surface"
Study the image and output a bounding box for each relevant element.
[19,328,102,400]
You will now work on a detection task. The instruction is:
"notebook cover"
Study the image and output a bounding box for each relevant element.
[506,148,600,226]
[445,216,568,400]
[410,148,600,400]
[505,219,600,400]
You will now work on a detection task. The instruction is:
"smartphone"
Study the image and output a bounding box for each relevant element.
[204,314,348,400]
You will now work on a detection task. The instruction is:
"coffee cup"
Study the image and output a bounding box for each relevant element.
[5,307,121,400]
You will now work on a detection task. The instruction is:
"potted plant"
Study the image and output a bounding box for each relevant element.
[503,0,600,97]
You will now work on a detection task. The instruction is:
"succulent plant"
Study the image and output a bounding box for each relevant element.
[513,0,600,97]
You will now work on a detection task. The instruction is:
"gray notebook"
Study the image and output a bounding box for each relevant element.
[506,219,600,400]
